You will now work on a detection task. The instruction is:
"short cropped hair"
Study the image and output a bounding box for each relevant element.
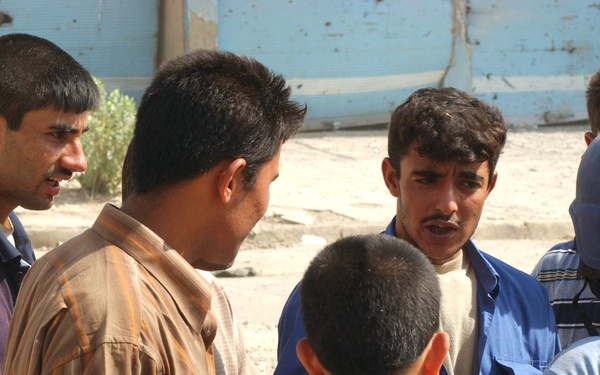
[300,234,441,375]
[0,33,99,130]
[388,87,507,183]
[129,49,306,193]
[586,70,600,136]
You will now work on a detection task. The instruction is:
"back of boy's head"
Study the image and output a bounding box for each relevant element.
[300,234,441,375]
[0,33,99,130]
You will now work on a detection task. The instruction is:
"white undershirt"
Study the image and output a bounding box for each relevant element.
[435,250,478,375]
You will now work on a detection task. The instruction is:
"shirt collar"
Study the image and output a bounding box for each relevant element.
[92,204,214,335]
[0,228,22,264]
[463,239,500,296]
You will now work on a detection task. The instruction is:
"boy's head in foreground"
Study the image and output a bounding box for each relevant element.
[297,234,449,375]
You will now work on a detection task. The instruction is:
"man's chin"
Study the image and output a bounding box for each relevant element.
[426,248,463,265]
[192,257,235,271]
[417,239,466,264]
[20,198,54,211]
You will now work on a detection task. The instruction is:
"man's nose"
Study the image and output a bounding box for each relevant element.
[436,184,459,215]
[60,140,87,173]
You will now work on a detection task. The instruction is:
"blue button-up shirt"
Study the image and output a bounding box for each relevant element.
[0,212,35,371]
[274,218,560,375]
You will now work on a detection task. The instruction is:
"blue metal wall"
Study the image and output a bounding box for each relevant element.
[218,0,600,130]
[468,0,599,126]
[1,1,598,129]
[217,0,453,129]
[0,0,157,100]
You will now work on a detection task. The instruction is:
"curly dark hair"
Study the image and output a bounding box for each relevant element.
[388,87,507,183]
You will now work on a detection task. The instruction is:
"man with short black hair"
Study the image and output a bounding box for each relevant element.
[0,33,99,370]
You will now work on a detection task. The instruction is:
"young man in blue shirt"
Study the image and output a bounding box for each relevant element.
[0,33,98,369]
[276,87,560,375]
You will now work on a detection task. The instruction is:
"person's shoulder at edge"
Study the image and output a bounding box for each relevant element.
[21,228,100,281]
[542,336,600,375]
[531,239,578,278]
[12,226,125,323]
[549,240,576,252]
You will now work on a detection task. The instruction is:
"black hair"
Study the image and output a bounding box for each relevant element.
[388,87,507,183]
[0,33,99,130]
[129,49,306,193]
[300,234,441,375]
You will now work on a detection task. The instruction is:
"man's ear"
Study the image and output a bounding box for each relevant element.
[216,158,246,203]
[487,170,498,194]
[585,131,595,146]
[0,115,8,140]
[296,338,327,375]
[420,331,450,374]
[382,157,399,198]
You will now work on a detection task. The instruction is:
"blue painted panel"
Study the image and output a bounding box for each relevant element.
[0,0,158,100]
[477,90,587,126]
[468,0,600,125]
[218,0,454,129]
[292,86,433,120]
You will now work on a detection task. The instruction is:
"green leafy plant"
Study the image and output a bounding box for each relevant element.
[77,78,136,197]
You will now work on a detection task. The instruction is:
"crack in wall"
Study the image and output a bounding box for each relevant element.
[439,0,470,88]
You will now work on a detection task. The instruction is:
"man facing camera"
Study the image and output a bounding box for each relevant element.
[276,87,560,375]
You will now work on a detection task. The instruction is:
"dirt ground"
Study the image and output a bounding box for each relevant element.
[20,124,589,374]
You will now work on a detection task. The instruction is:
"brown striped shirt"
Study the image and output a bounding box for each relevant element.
[198,271,257,375]
[3,204,216,374]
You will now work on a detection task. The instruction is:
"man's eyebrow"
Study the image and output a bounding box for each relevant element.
[412,170,444,178]
[459,170,485,181]
[48,124,89,134]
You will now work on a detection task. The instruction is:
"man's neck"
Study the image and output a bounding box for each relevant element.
[1,215,12,231]
[0,202,16,229]
[0,215,13,238]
